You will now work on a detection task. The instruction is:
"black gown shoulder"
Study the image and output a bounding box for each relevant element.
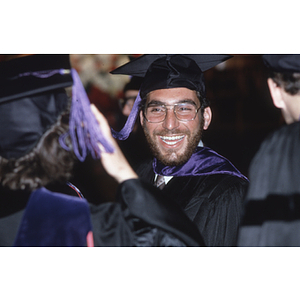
[136,160,248,246]
[238,121,300,246]
[91,179,205,247]
[0,179,205,247]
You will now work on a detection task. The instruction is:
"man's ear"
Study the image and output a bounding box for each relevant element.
[203,107,212,130]
[267,78,285,109]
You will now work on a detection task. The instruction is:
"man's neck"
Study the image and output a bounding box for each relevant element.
[153,140,203,185]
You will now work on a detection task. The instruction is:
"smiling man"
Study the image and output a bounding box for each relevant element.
[111,55,248,246]
[141,87,211,166]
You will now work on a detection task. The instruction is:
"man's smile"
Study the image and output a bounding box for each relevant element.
[141,88,207,166]
[159,135,185,146]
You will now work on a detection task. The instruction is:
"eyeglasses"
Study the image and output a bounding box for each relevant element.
[144,102,201,123]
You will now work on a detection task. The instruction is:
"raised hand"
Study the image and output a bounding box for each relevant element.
[90,104,138,183]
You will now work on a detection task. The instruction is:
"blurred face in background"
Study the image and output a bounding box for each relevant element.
[267,78,300,124]
[122,90,139,117]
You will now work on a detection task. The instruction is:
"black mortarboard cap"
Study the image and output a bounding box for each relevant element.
[111,54,232,98]
[263,54,300,73]
[0,55,73,159]
[110,54,232,140]
[0,54,73,104]
[0,54,114,161]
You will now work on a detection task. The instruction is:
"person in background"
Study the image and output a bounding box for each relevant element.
[119,76,144,118]
[238,54,300,246]
[111,54,249,246]
[0,54,204,247]
[117,75,152,169]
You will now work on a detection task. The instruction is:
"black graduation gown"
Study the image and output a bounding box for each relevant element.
[238,121,300,246]
[0,179,204,247]
[137,160,248,246]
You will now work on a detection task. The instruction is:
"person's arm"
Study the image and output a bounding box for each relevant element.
[90,104,138,183]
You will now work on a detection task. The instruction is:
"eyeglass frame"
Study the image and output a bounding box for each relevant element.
[142,101,202,123]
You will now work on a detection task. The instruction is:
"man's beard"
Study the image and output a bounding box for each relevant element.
[143,118,204,166]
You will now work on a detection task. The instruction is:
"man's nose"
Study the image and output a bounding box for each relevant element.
[162,108,180,130]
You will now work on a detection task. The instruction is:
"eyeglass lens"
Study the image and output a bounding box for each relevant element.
[145,103,198,122]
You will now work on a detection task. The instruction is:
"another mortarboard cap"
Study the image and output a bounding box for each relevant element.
[262,54,300,73]
[0,55,72,159]
[0,55,113,160]
[112,54,232,98]
[123,76,144,93]
[0,54,73,104]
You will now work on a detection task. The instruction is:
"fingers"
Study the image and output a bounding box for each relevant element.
[90,104,138,183]
[90,104,112,138]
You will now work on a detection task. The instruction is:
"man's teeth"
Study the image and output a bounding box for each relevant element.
[160,135,185,145]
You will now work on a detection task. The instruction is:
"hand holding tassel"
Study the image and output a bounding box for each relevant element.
[90,104,138,184]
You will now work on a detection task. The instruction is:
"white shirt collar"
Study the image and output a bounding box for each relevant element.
[153,140,203,185]
[154,173,173,185]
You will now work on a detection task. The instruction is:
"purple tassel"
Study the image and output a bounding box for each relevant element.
[8,69,69,80]
[59,68,114,161]
[111,92,142,140]
[12,67,115,161]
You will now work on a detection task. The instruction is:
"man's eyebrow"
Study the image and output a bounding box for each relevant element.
[147,99,197,106]
[177,99,197,105]
[147,100,164,105]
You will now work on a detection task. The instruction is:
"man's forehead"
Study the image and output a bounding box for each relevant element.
[147,88,199,103]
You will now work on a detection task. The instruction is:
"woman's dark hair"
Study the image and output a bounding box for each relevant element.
[270,71,300,96]
[0,108,75,191]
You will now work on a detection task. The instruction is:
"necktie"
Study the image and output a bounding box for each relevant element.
[155,175,165,190]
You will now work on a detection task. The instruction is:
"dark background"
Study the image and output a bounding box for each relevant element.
[203,54,282,175]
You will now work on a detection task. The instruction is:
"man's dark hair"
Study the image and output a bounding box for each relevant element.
[270,71,300,96]
[0,109,75,191]
[196,91,210,112]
